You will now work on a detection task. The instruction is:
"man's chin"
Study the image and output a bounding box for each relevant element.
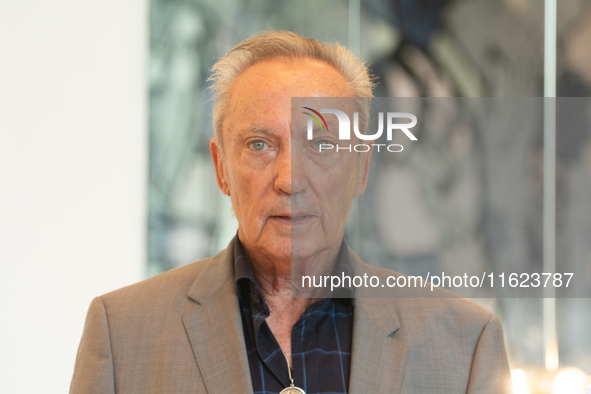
[289,237,329,260]
[260,237,321,260]
[251,227,332,260]
[268,241,291,260]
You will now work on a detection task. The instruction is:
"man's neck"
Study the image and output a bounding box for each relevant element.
[243,242,339,301]
[241,241,341,364]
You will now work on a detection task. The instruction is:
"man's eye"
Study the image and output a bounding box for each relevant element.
[313,140,334,150]
[250,141,267,151]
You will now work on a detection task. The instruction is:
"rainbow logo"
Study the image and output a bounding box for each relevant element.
[302,107,329,131]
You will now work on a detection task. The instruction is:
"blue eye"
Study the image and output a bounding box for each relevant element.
[314,140,334,151]
[251,141,267,151]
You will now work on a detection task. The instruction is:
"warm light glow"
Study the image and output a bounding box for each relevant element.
[511,369,530,394]
[552,367,587,394]
[546,345,559,372]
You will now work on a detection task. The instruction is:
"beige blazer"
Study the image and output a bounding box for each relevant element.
[70,237,512,393]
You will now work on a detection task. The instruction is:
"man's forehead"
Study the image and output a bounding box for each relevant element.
[222,58,354,141]
[226,106,355,141]
[229,58,352,102]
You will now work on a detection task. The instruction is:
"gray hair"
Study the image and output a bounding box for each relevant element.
[208,30,374,148]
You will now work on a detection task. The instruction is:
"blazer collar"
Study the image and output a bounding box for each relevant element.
[186,238,235,305]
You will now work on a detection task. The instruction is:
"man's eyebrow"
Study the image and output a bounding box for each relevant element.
[306,122,339,135]
[236,125,274,136]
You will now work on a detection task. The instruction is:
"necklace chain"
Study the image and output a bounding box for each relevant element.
[280,352,306,394]
[284,353,294,386]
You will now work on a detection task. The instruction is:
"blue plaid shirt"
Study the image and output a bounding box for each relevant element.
[234,237,354,394]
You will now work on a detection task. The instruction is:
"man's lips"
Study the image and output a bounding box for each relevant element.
[269,213,314,225]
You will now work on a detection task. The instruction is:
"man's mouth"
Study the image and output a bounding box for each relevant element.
[270,213,313,226]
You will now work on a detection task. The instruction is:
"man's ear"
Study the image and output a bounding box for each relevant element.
[354,146,373,197]
[210,137,230,196]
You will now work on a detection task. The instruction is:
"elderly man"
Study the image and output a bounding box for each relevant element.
[71,31,512,394]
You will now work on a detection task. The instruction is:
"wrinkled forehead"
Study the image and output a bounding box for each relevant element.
[223,58,353,127]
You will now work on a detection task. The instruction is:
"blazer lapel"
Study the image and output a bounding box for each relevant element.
[347,248,409,394]
[349,297,409,394]
[182,239,254,394]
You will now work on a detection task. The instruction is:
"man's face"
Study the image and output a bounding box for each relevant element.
[210,57,371,265]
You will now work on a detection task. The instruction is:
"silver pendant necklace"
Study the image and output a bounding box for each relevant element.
[279,353,306,394]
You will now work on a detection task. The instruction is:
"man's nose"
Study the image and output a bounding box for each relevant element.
[274,147,308,196]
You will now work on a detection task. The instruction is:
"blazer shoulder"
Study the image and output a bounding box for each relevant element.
[98,238,234,316]
[101,257,212,300]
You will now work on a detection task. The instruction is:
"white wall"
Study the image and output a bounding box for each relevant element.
[0,1,147,393]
